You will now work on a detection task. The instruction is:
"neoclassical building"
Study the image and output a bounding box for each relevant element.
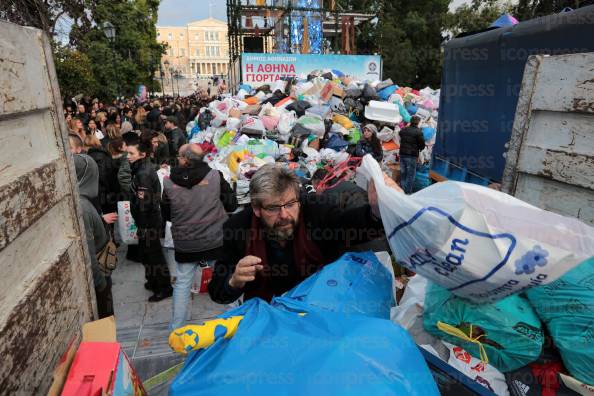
[157,18,229,78]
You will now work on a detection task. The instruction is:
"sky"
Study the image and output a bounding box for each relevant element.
[156,0,475,26]
[157,0,228,26]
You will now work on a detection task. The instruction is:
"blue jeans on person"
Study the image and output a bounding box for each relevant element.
[400,155,418,194]
[169,259,215,331]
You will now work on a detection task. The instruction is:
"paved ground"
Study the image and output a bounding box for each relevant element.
[112,247,225,395]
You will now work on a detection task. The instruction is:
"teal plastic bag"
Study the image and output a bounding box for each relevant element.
[526,257,594,385]
[396,101,412,123]
[423,283,544,372]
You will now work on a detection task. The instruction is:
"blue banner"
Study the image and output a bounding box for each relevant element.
[241,53,382,86]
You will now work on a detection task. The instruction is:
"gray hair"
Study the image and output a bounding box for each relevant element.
[250,164,300,207]
[180,144,205,165]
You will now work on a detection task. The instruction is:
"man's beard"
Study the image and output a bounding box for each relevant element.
[264,218,298,241]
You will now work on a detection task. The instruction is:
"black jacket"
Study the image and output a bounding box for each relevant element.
[318,181,368,210]
[87,146,118,213]
[147,108,161,130]
[354,139,383,162]
[208,194,384,304]
[399,126,425,157]
[130,158,162,229]
[165,127,187,159]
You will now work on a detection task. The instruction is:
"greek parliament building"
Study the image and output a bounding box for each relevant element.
[157,18,229,79]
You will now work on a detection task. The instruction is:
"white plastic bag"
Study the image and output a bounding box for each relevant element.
[377,126,396,142]
[162,221,174,248]
[278,110,297,137]
[240,116,265,135]
[296,114,325,137]
[258,102,280,118]
[117,201,138,245]
[444,342,510,396]
[226,117,241,131]
[395,275,428,330]
[358,155,594,303]
[157,166,170,197]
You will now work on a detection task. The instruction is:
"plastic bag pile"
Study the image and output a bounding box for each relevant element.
[184,72,440,201]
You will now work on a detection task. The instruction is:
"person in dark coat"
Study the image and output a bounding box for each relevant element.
[85,134,118,214]
[208,164,401,305]
[74,153,114,318]
[398,115,425,194]
[127,138,173,302]
[354,124,383,162]
[163,116,187,161]
[147,101,162,131]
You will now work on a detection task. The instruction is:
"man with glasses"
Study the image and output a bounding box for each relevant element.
[209,163,399,304]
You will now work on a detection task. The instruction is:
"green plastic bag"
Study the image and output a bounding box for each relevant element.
[347,127,361,144]
[423,283,543,372]
[526,257,594,385]
[216,130,235,148]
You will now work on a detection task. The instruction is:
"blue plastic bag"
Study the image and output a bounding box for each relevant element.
[378,85,398,101]
[284,251,394,318]
[238,83,252,93]
[424,283,544,372]
[414,163,431,192]
[526,257,594,385]
[422,126,436,142]
[406,103,418,115]
[331,69,345,77]
[171,252,439,395]
[324,133,350,152]
[171,298,438,396]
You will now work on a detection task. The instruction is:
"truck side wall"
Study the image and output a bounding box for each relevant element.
[436,5,594,181]
[502,53,594,226]
[0,22,95,394]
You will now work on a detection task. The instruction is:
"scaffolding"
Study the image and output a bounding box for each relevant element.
[226,0,376,64]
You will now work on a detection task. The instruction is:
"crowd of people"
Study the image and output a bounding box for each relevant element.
[65,84,422,331]
[66,92,215,319]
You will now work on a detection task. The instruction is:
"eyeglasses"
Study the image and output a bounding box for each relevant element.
[261,199,300,214]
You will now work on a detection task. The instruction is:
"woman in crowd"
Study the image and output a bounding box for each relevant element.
[150,131,170,166]
[126,138,173,302]
[69,117,86,140]
[133,107,147,130]
[354,124,383,162]
[87,118,104,140]
[96,112,108,132]
[102,123,121,150]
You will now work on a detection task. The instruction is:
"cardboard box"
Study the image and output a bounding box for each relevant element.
[319,82,333,102]
[48,317,146,396]
[331,83,345,98]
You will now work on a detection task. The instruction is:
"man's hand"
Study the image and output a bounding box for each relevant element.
[102,212,118,224]
[368,173,404,219]
[228,256,263,289]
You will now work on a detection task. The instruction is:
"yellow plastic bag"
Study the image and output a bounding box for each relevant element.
[332,114,354,129]
[169,316,244,354]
